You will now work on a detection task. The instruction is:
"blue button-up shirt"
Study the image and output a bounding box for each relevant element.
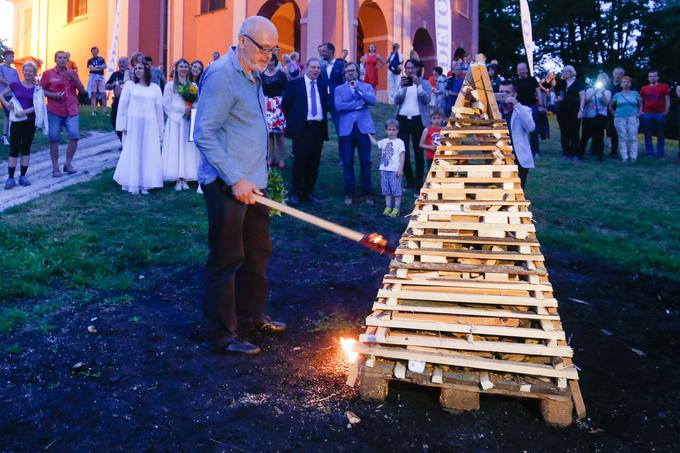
[194,48,269,188]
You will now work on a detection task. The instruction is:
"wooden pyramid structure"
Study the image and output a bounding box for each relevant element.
[348,58,585,427]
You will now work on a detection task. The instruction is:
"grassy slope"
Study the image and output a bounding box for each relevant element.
[0,103,678,332]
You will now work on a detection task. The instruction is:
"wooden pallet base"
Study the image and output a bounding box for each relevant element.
[357,358,581,427]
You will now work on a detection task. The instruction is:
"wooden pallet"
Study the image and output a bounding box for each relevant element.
[357,357,585,428]
[349,59,585,427]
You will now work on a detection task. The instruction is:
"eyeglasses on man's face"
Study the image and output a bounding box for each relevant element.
[242,34,280,55]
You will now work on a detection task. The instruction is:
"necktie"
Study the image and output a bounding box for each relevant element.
[310,80,318,117]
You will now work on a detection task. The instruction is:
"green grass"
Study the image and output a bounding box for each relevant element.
[0,103,678,334]
[0,105,112,159]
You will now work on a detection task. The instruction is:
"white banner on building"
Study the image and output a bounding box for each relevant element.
[519,0,535,76]
[434,0,452,69]
[107,0,122,74]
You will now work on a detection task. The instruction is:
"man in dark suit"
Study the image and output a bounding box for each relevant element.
[318,42,345,161]
[281,57,329,206]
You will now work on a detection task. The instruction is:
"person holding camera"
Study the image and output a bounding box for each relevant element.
[499,81,535,189]
[393,59,431,190]
[579,73,611,162]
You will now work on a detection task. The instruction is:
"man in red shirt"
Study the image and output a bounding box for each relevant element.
[639,70,670,158]
[40,50,85,177]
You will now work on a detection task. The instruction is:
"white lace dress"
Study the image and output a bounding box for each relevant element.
[114,81,164,193]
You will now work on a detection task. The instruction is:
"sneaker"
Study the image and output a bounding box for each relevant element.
[63,164,77,174]
[363,196,375,206]
[344,196,353,206]
[383,207,391,216]
[18,175,31,186]
[52,169,63,178]
[174,181,182,191]
[225,338,261,355]
[197,185,203,194]
[0,135,9,146]
[181,180,190,190]
[91,111,97,116]
[4,178,16,190]
[140,189,149,195]
[389,208,399,218]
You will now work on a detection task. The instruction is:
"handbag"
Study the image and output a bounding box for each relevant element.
[388,53,401,75]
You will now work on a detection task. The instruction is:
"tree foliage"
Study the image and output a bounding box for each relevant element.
[480,0,680,82]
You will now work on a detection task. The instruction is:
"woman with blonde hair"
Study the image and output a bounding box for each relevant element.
[0,61,48,189]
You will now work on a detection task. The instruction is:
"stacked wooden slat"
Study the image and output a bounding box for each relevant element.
[349,61,585,427]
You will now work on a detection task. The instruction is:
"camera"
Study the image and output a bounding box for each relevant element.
[401,76,413,87]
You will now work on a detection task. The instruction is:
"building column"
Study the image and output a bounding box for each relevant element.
[232,0,247,44]
[305,0,323,60]
[392,0,402,48]
[168,0,183,67]
[402,0,412,54]
[471,0,479,54]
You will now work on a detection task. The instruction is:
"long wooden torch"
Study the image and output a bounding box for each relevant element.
[254,195,395,256]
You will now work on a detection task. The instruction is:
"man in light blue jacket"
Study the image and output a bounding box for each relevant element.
[334,62,376,205]
[499,80,535,189]
[193,16,286,356]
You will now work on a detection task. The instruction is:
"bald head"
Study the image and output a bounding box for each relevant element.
[237,16,279,74]
[239,15,277,38]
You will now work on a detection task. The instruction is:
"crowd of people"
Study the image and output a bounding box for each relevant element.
[1,36,679,197]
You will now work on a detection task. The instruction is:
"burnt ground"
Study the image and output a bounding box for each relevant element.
[1,223,679,452]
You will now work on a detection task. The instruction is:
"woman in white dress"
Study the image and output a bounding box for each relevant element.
[114,62,164,195]
[162,59,201,190]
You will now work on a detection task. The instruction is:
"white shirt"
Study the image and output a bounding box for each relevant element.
[304,74,323,121]
[378,138,406,172]
[398,85,420,117]
[325,58,336,79]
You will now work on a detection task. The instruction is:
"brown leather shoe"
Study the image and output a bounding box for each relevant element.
[256,316,287,333]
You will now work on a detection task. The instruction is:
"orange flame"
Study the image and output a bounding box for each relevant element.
[339,337,358,364]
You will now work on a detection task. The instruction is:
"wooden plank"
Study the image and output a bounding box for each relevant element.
[371,302,561,321]
[394,248,545,262]
[366,314,566,341]
[403,234,539,246]
[406,221,536,234]
[412,211,533,220]
[376,289,557,307]
[390,261,548,276]
[355,344,578,379]
[382,276,554,292]
[361,330,573,357]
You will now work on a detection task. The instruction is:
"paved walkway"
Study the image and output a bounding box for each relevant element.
[0,132,121,213]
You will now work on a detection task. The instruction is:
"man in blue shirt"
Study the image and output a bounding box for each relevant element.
[194,16,286,356]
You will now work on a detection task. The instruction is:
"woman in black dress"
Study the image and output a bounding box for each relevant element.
[261,55,288,168]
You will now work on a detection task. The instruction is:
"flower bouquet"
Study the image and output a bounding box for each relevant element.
[177,82,198,119]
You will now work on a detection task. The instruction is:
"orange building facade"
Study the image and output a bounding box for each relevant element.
[10,0,478,94]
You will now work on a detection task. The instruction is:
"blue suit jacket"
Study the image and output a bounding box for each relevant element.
[281,76,329,141]
[334,81,377,137]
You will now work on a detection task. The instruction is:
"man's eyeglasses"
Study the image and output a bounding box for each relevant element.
[242,34,280,55]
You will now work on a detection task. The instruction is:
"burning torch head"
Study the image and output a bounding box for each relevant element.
[359,232,395,256]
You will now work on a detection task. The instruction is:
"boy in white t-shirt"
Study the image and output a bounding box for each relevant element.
[370,118,406,217]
